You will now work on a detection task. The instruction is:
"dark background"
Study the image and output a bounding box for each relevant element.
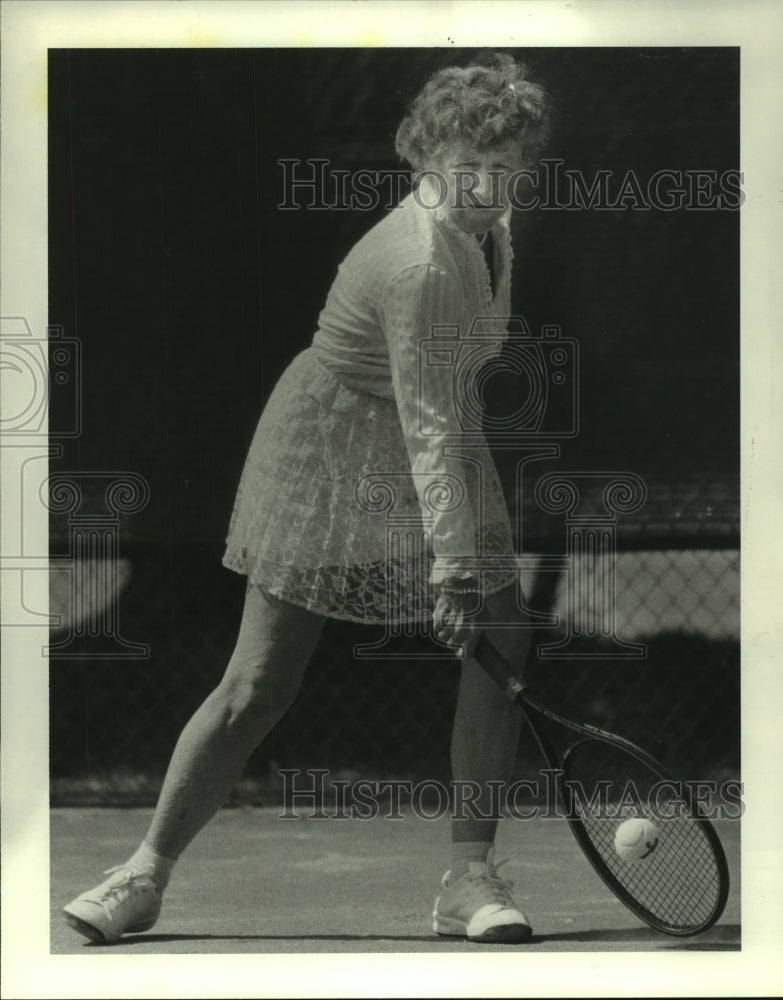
[48,49,740,791]
[49,47,739,550]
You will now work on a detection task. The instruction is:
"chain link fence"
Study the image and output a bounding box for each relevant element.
[49,472,739,806]
[46,47,739,806]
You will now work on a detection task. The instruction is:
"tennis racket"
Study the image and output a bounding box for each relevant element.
[475,633,730,937]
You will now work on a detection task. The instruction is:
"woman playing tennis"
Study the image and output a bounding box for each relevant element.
[64,52,550,944]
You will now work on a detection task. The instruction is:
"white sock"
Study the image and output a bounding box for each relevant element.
[124,840,177,889]
[450,840,493,880]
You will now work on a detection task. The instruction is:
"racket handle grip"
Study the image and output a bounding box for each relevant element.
[475,634,526,702]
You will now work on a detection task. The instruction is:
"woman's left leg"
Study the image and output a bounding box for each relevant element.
[433,581,533,942]
[450,581,529,848]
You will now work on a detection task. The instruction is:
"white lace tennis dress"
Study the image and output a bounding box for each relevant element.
[222,192,518,623]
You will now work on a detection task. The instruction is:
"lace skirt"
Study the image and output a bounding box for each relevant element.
[222,348,516,623]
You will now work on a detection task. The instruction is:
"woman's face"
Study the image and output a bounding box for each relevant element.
[429,139,523,234]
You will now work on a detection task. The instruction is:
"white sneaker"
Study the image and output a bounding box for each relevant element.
[433,859,532,943]
[63,866,162,944]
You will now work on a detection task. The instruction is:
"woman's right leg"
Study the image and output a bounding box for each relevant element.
[63,584,325,941]
[144,584,326,860]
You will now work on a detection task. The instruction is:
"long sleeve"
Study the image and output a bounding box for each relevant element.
[379,263,478,586]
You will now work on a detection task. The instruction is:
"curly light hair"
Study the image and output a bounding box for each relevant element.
[395,52,550,170]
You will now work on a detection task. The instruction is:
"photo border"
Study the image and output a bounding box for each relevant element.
[2,1,782,997]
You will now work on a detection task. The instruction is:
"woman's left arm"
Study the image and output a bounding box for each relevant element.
[380,262,482,654]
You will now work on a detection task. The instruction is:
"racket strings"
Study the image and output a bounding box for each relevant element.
[563,739,725,932]
[586,812,720,926]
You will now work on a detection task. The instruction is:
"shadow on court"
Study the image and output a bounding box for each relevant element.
[51,807,741,954]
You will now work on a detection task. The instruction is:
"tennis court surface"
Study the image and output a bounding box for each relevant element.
[51,806,740,954]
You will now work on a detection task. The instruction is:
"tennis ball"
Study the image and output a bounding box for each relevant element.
[614,817,660,862]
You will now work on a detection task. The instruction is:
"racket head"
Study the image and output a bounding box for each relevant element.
[558,735,730,936]
[474,635,730,936]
